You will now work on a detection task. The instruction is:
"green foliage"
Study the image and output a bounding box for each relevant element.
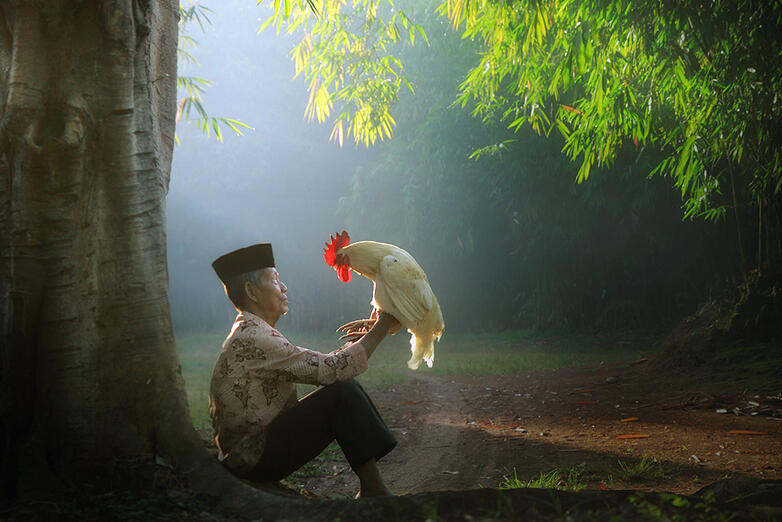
[339,2,735,330]
[499,467,586,491]
[258,0,425,146]
[176,75,252,141]
[441,0,782,270]
[441,0,780,211]
[627,492,733,522]
[286,441,343,483]
[616,456,666,481]
[177,1,252,142]
[176,332,225,431]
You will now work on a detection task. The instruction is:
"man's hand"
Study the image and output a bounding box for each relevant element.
[376,311,402,335]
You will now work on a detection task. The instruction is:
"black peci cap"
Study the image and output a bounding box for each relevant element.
[212,243,275,285]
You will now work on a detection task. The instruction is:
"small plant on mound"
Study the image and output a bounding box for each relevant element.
[617,456,666,481]
[499,467,586,491]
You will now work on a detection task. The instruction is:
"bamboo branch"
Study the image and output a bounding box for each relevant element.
[725,149,747,274]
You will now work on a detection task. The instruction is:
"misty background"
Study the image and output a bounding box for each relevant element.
[169,0,381,336]
[167,0,737,343]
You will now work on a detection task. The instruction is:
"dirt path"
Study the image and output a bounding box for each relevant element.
[296,362,782,499]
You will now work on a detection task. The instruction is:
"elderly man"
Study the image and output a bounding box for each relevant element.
[209,243,399,497]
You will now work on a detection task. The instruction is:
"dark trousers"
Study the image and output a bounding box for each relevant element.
[246,379,397,482]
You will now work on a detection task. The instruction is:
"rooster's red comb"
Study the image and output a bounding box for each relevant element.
[323,230,351,267]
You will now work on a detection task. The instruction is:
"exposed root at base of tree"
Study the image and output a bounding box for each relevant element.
[4,476,782,521]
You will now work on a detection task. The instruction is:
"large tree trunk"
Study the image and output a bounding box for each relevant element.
[0,2,278,508]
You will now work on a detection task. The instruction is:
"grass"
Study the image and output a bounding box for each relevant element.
[697,342,782,394]
[177,333,226,432]
[176,328,647,433]
[616,456,667,482]
[286,442,344,485]
[498,457,669,493]
[499,467,587,491]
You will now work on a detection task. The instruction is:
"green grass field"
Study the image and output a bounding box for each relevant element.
[177,328,650,432]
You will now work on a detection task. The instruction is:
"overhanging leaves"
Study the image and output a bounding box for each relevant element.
[440,0,781,225]
[259,0,425,147]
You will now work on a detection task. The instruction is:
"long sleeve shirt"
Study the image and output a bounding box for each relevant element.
[208,311,369,474]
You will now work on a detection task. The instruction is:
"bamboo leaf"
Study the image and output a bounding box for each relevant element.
[258,15,275,34]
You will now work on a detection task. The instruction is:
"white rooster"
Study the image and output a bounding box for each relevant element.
[324,231,444,369]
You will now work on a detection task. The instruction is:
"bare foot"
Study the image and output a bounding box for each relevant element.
[355,458,393,499]
[355,485,393,499]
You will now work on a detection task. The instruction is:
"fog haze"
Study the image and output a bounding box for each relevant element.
[167,0,736,342]
[168,0,379,335]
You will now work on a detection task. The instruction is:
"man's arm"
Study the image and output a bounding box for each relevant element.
[354,311,400,360]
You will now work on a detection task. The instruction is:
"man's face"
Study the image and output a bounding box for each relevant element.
[248,267,288,322]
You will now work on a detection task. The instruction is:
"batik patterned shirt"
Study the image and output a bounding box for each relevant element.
[208,311,369,474]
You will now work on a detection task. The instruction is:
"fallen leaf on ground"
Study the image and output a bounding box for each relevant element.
[616,434,650,439]
[727,430,765,435]
[620,417,639,423]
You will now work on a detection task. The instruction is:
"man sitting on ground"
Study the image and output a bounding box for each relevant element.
[209,243,399,497]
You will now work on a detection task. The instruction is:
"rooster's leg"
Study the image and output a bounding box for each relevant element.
[336,308,383,341]
[336,318,375,335]
[337,307,379,333]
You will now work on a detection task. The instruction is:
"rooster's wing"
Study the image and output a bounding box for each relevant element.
[374,253,435,327]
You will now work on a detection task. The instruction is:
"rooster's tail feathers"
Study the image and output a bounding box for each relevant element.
[407,331,439,370]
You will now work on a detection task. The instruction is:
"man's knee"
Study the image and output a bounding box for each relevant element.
[327,379,364,400]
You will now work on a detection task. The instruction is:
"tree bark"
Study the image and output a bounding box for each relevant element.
[0,2,281,509]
